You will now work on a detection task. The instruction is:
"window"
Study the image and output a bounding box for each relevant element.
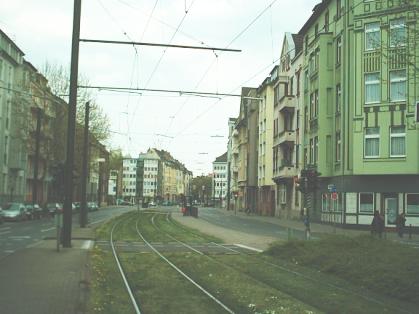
[365,72,380,104]
[364,127,380,158]
[314,136,319,164]
[324,10,329,32]
[365,23,380,51]
[335,132,341,162]
[336,84,341,113]
[296,71,301,95]
[389,70,406,102]
[359,193,374,213]
[390,18,406,47]
[289,76,294,95]
[336,36,342,65]
[390,126,406,157]
[310,91,319,119]
[310,138,314,163]
[336,0,341,19]
[315,24,319,38]
[406,194,419,215]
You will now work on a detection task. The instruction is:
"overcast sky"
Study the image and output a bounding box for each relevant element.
[2,0,317,176]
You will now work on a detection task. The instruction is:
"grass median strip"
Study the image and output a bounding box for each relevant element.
[265,235,419,312]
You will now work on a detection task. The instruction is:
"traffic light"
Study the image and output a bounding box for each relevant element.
[306,169,321,191]
[295,176,308,193]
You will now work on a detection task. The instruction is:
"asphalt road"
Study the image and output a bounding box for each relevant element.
[196,207,308,240]
[0,205,132,260]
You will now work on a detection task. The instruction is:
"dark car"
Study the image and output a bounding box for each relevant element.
[2,203,26,221]
[24,203,42,220]
[46,203,63,217]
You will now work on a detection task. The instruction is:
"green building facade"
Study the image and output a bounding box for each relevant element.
[299,0,419,227]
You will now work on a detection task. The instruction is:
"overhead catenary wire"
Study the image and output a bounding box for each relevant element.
[161,0,280,139]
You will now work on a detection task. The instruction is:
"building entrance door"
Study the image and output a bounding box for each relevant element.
[385,197,398,225]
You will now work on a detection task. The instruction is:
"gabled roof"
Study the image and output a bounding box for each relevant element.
[298,0,331,35]
[214,152,227,163]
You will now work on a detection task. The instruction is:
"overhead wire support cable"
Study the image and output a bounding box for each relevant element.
[78,85,241,98]
[79,38,241,52]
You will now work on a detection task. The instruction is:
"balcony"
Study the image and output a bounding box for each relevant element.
[278,130,295,146]
[274,159,296,180]
[278,95,295,113]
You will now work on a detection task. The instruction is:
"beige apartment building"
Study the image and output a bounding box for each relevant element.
[257,66,277,216]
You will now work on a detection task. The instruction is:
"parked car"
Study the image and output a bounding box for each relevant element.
[149,201,156,207]
[87,202,99,212]
[2,203,26,221]
[46,203,63,217]
[23,203,42,220]
[73,202,81,211]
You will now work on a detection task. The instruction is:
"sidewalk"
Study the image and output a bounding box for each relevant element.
[0,226,95,314]
[216,207,419,243]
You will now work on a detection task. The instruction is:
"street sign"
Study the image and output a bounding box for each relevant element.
[331,192,338,200]
[328,184,336,193]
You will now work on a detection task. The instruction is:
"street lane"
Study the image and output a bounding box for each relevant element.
[0,205,132,260]
[196,207,308,240]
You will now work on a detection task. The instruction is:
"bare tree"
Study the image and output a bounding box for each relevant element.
[40,61,110,142]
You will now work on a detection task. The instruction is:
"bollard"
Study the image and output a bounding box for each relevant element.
[55,210,63,252]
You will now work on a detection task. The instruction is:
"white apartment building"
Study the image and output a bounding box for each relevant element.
[212,152,228,205]
[142,158,159,198]
[122,157,137,203]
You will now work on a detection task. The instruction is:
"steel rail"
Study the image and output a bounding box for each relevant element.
[166,212,413,314]
[135,213,235,314]
[110,216,142,314]
[151,213,203,255]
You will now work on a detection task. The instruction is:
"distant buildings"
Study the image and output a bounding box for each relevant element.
[212,152,227,206]
[120,148,192,204]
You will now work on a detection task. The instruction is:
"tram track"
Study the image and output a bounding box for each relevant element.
[162,210,415,314]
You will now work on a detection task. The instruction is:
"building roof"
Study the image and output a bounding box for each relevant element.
[298,0,331,35]
[214,152,227,163]
[0,28,25,56]
[292,33,304,56]
[152,148,191,173]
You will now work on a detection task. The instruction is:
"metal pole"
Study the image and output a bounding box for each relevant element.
[80,101,89,227]
[63,0,82,247]
[227,161,231,211]
[33,107,42,206]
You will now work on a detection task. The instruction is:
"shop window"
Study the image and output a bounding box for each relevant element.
[359,193,374,213]
[406,194,419,215]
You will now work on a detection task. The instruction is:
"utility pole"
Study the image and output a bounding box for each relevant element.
[80,101,89,227]
[63,0,82,247]
[33,107,42,206]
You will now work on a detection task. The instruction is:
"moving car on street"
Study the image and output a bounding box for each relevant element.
[2,203,26,221]
[46,203,63,217]
[87,202,99,212]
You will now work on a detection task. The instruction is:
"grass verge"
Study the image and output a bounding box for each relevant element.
[266,235,419,305]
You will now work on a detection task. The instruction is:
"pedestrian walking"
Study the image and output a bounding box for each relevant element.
[302,208,311,240]
[396,213,406,238]
[371,210,384,238]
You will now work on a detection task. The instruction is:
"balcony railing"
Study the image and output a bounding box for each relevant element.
[274,159,296,179]
[278,95,295,113]
[278,130,295,146]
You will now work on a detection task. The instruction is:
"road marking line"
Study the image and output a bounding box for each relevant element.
[0,230,11,236]
[0,227,11,231]
[4,250,14,253]
[41,227,56,232]
[81,240,93,250]
[9,236,31,239]
[89,218,108,225]
[233,243,263,253]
